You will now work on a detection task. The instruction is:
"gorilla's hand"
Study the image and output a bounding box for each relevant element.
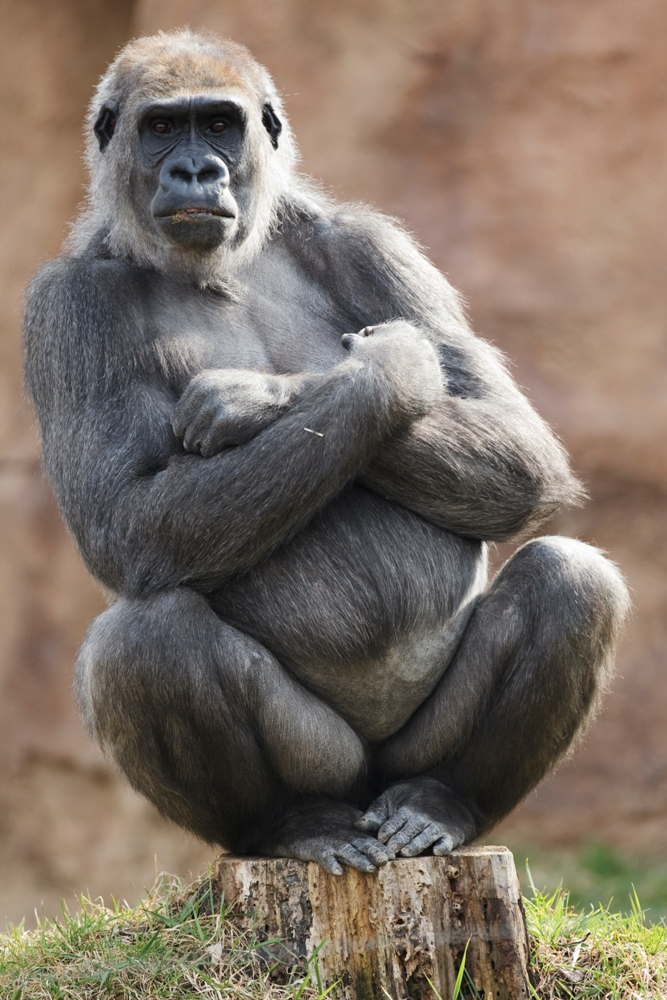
[173,369,296,457]
[342,321,444,422]
[355,777,478,857]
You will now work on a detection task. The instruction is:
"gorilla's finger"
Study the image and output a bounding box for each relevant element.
[385,818,424,855]
[352,838,392,865]
[182,409,215,453]
[432,834,455,857]
[354,815,381,832]
[398,822,442,857]
[336,843,377,873]
[199,422,235,457]
[341,333,365,350]
[172,387,211,430]
[377,806,411,843]
[199,434,221,458]
[319,853,343,876]
[171,413,186,439]
[355,798,389,832]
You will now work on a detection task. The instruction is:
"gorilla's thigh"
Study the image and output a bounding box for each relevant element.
[76,588,366,848]
[378,536,628,827]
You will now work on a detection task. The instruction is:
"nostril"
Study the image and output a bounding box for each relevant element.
[170,167,194,184]
[197,167,221,183]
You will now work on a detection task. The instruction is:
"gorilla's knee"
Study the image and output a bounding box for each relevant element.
[76,600,132,740]
[500,536,630,719]
[75,591,186,741]
[512,535,630,634]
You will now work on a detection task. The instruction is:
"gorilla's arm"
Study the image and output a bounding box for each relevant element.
[294,205,583,541]
[358,341,580,540]
[24,258,440,597]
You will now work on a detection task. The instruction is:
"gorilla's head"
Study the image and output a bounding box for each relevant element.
[77,31,297,274]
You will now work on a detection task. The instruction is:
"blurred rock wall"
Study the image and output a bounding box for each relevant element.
[1,0,666,923]
[0,0,211,927]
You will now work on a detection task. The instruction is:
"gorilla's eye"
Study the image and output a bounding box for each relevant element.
[208,118,230,134]
[151,120,173,135]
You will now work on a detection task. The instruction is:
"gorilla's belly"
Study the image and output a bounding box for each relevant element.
[291,599,482,741]
[211,486,487,741]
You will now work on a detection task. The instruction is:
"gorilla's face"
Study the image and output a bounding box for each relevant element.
[135,96,249,252]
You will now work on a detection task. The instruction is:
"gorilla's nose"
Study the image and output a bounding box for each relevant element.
[159,154,230,198]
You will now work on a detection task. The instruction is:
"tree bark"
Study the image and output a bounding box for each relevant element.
[214,846,531,999]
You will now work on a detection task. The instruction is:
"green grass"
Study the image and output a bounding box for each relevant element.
[508,842,667,923]
[1,868,666,999]
[524,884,666,999]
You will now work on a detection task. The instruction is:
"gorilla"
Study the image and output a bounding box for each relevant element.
[23,31,629,875]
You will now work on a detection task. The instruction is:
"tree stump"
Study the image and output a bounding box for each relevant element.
[214,846,531,999]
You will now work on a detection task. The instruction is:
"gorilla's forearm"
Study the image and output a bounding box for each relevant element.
[357,392,582,541]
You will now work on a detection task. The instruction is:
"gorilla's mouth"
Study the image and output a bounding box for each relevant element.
[153,203,238,249]
[168,207,236,220]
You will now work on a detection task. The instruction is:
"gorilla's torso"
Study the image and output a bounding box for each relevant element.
[134,244,486,740]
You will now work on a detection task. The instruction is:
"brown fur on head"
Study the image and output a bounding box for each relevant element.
[71,30,298,278]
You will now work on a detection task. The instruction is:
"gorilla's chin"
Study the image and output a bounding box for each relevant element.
[155,212,237,252]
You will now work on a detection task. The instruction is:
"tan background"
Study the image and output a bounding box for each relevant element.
[1,0,666,925]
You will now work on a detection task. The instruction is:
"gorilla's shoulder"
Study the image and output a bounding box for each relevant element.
[280,190,408,243]
[28,252,140,296]
[277,190,423,280]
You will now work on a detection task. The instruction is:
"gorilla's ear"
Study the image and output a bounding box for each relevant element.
[262,103,282,149]
[94,101,119,153]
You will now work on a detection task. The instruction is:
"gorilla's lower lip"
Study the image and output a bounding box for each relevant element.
[162,208,236,220]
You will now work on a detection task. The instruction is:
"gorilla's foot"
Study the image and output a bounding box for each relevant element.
[261,800,395,875]
[356,778,478,858]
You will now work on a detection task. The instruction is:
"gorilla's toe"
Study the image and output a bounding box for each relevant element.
[359,777,478,858]
[262,800,393,874]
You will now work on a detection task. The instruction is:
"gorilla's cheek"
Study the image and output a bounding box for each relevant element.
[129,166,163,235]
[226,179,259,247]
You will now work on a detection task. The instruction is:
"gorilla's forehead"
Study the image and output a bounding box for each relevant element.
[135,93,249,117]
[116,47,262,104]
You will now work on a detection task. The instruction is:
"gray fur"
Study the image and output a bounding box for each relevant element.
[23,30,630,872]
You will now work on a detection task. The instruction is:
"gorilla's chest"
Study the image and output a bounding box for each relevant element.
[145,249,349,386]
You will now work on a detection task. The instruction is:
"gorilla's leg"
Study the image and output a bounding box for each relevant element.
[76,587,375,858]
[359,537,630,856]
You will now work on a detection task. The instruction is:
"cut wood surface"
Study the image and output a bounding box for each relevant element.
[214,846,531,999]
